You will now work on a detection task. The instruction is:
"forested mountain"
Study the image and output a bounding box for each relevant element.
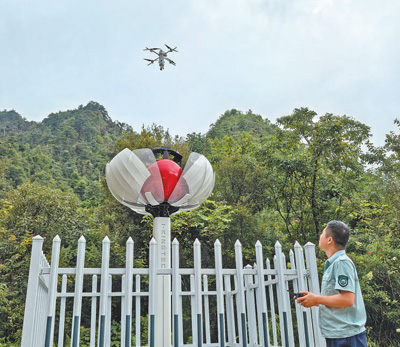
[0,103,399,346]
[0,101,130,202]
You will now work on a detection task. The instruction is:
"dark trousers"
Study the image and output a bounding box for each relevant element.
[325,330,367,347]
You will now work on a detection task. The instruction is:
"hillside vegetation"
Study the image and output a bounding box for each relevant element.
[0,102,399,346]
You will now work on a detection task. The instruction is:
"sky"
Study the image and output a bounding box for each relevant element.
[1,0,399,146]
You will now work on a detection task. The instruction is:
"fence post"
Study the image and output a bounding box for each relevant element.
[194,239,203,347]
[44,235,61,347]
[294,242,314,347]
[275,241,292,347]
[289,249,306,347]
[172,238,180,347]
[304,242,326,347]
[148,237,157,347]
[98,236,110,347]
[57,275,68,347]
[91,275,98,347]
[203,275,211,345]
[255,241,270,347]
[124,237,134,347]
[244,264,257,345]
[21,235,45,347]
[266,257,278,346]
[214,239,225,347]
[235,240,248,347]
[71,235,86,347]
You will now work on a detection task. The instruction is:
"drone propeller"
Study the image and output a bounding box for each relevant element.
[165,44,178,52]
[143,47,160,51]
[144,58,157,66]
[165,58,176,66]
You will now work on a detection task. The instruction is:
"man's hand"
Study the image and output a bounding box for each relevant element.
[295,290,355,308]
[296,291,319,307]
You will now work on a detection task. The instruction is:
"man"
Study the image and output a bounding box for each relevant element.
[297,220,367,347]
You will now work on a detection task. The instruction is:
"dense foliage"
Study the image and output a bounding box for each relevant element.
[0,103,399,345]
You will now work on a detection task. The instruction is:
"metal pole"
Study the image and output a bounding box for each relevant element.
[153,217,171,347]
[21,235,44,347]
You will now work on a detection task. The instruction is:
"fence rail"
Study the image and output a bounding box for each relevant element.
[21,235,326,347]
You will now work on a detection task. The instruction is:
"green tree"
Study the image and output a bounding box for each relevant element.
[260,108,371,242]
[0,183,85,343]
[207,109,276,140]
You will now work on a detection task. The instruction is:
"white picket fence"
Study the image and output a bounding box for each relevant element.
[21,235,326,347]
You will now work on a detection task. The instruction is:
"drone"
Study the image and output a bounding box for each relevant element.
[143,44,178,70]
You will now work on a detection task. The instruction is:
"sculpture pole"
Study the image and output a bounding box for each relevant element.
[153,217,171,347]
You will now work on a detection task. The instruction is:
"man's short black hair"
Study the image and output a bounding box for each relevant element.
[325,220,350,249]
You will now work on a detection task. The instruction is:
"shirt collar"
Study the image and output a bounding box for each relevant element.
[324,249,346,270]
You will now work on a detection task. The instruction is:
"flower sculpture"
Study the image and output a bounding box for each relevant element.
[105,147,215,217]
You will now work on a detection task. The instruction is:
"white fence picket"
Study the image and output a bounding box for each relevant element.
[71,235,86,347]
[294,242,314,347]
[224,274,236,347]
[255,241,269,347]
[194,239,203,347]
[244,264,257,346]
[58,274,68,347]
[91,275,98,347]
[266,257,278,347]
[135,274,141,347]
[125,237,134,347]
[98,236,110,347]
[172,238,180,347]
[44,235,61,347]
[214,239,225,347]
[304,242,326,347]
[203,275,211,345]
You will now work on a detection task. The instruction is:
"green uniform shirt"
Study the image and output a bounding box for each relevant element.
[319,250,366,338]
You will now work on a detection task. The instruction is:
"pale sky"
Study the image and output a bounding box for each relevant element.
[1,0,399,146]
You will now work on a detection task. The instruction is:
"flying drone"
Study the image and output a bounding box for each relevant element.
[143,44,178,70]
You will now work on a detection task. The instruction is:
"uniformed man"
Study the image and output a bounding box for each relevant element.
[297,220,367,347]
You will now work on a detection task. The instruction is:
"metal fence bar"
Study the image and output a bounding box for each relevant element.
[58,274,68,347]
[266,257,278,347]
[304,242,326,347]
[125,237,134,347]
[194,239,203,347]
[106,274,112,347]
[294,242,314,347]
[178,274,184,347]
[135,274,141,347]
[283,252,295,346]
[224,275,235,347]
[290,249,306,347]
[214,240,225,347]
[190,274,197,343]
[148,238,157,347]
[203,275,211,345]
[91,275,98,347]
[235,240,247,347]
[244,264,257,346]
[98,236,110,347]
[121,275,126,347]
[44,235,61,347]
[34,260,48,347]
[255,241,269,347]
[21,235,45,347]
[275,243,289,347]
[172,238,180,347]
[71,235,86,347]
